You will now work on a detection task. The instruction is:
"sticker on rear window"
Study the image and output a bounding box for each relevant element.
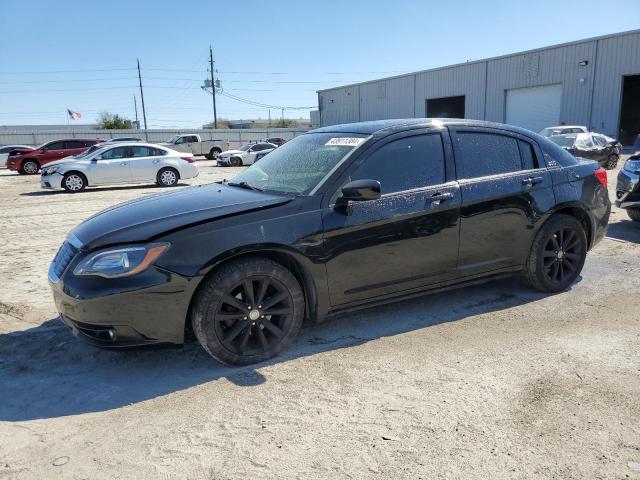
[325,137,365,147]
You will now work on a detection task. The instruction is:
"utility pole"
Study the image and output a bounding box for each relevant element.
[137,59,148,140]
[268,109,271,127]
[133,95,139,129]
[209,46,218,129]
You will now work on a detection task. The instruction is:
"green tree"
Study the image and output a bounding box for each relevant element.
[97,112,133,129]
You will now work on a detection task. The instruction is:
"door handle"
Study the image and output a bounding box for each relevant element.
[153,159,159,164]
[120,162,128,166]
[522,176,543,187]
[427,191,454,205]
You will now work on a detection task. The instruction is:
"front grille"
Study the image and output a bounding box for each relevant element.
[52,241,78,279]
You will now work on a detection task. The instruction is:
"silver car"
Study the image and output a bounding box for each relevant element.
[40,143,199,192]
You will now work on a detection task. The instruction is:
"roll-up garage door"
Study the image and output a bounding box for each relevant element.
[505,84,562,134]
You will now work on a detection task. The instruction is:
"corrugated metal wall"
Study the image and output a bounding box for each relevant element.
[318,30,640,139]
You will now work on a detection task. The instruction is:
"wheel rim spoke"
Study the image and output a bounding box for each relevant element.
[256,278,270,306]
[216,312,246,322]
[563,230,575,250]
[242,279,255,307]
[261,320,284,338]
[222,320,248,346]
[565,252,581,261]
[263,308,292,316]
[543,250,556,258]
[222,294,249,313]
[238,326,252,351]
[551,262,559,281]
[559,262,565,281]
[549,235,560,252]
[563,259,577,273]
[262,291,287,311]
[256,327,269,351]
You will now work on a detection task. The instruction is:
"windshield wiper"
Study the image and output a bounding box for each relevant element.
[227,181,264,192]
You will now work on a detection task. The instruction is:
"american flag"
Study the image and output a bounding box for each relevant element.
[67,109,81,120]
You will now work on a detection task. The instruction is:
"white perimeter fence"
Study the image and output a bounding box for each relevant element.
[0,128,310,150]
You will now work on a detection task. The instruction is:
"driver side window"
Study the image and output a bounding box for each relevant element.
[100,147,128,160]
[350,134,446,194]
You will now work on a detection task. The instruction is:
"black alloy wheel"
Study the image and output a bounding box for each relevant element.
[192,257,304,365]
[230,156,242,167]
[524,214,587,292]
[605,154,618,170]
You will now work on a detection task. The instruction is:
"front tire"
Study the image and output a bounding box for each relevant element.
[523,214,587,292]
[21,160,39,175]
[627,209,640,222]
[157,167,179,187]
[230,156,243,167]
[191,257,305,366]
[62,172,86,193]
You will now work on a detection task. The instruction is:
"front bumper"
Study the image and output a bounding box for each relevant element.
[615,168,640,209]
[6,159,20,171]
[49,248,202,347]
[41,172,63,189]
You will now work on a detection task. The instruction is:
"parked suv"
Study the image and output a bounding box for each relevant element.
[49,119,610,365]
[6,139,102,174]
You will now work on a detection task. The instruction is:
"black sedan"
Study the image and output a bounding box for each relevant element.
[49,119,611,365]
[549,132,621,169]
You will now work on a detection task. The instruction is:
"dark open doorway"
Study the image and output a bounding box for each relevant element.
[619,75,640,146]
[426,95,465,119]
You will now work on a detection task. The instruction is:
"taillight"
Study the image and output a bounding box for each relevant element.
[594,167,607,188]
[180,156,196,163]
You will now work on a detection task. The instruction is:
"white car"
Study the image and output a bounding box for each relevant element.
[539,125,588,137]
[217,142,277,166]
[0,145,33,168]
[40,143,199,193]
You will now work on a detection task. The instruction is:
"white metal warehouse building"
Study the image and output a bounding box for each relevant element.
[317,30,640,145]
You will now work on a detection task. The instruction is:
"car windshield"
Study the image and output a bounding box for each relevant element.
[73,144,102,158]
[239,144,254,152]
[230,133,368,194]
[574,133,595,149]
[549,135,576,148]
[167,136,179,143]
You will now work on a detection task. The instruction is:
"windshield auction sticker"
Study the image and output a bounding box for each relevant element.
[325,137,366,147]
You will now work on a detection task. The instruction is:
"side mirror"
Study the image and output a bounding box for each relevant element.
[337,179,381,209]
[93,156,102,161]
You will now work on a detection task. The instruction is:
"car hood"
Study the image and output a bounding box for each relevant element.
[220,149,244,156]
[71,183,292,250]
[9,147,35,155]
[43,157,90,168]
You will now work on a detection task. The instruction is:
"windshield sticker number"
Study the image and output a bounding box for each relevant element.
[325,137,365,147]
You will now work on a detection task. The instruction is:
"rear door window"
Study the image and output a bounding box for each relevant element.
[350,133,446,194]
[64,141,84,149]
[518,140,539,170]
[452,132,521,178]
[130,146,153,157]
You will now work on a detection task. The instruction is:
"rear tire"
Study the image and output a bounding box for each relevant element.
[191,257,305,366]
[209,147,222,159]
[605,154,618,170]
[627,209,640,222]
[157,167,179,187]
[62,172,87,193]
[20,159,39,175]
[523,214,587,292]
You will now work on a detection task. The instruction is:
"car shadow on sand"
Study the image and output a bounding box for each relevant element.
[20,183,190,196]
[606,218,640,244]
[0,277,563,421]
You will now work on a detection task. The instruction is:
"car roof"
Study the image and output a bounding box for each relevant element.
[310,118,538,136]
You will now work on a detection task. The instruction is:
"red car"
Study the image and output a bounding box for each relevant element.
[6,138,103,174]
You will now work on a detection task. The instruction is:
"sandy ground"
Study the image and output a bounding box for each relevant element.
[0,158,639,479]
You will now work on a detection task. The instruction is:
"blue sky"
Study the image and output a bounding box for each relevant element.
[1,0,638,128]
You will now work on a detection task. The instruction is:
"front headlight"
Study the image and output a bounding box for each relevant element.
[623,159,640,174]
[73,243,170,278]
[43,166,59,175]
